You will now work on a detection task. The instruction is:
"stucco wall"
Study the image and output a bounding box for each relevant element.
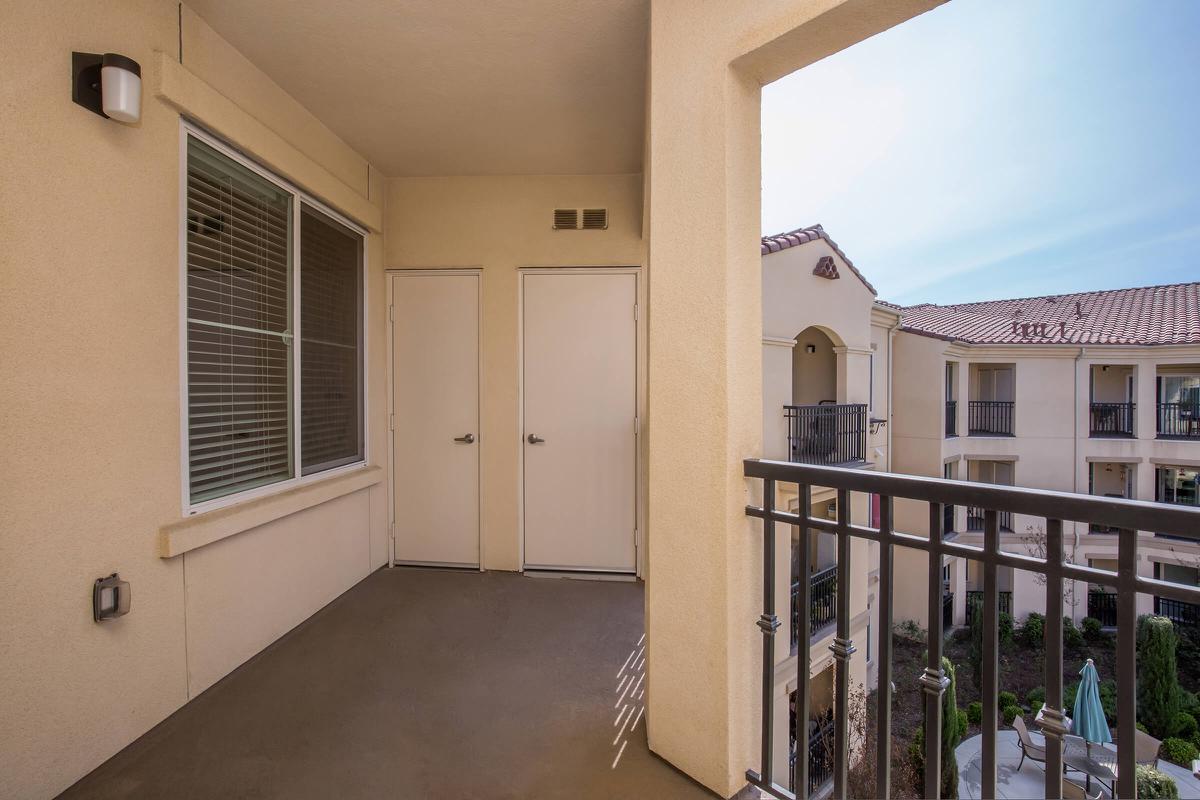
[383,174,646,572]
[0,4,387,797]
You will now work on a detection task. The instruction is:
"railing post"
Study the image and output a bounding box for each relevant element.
[831,489,855,800]
[876,495,894,800]
[1116,527,1137,799]
[795,484,812,796]
[980,508,1000,800]
[757,478,779,784]
[1042,519,1067,799]
[919,502,948,800]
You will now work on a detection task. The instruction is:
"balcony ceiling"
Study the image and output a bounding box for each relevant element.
[186,0,648,177]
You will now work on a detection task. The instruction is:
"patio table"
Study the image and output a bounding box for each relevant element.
[1062,737,1117,795]
[1034,706,1073,733]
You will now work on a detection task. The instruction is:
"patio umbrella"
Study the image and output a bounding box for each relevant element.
[1072,658,1113,746]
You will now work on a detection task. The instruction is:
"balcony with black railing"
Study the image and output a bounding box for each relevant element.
[968,400,1014,436]
[1088,590,1118,627]
[966,505,1012,532]
[745,458,1200,800]
[790,564,838,651]
[1089,402,1135,437]
[785,404,867,467]
[790,713,835,796]
[945,399,957,438]
[966,589,1011,618]
[1155,595,1200,628]
[1158,401,1200,439]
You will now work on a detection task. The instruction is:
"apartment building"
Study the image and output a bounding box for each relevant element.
[890,284,1200,628]
[760,226,898,793]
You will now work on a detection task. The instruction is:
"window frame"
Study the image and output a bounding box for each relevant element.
[179,121,369,515]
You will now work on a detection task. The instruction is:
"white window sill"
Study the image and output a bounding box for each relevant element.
[159,465,384,558]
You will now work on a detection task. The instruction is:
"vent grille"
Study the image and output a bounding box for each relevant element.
[553,209,578,230]
[581,208,608,230]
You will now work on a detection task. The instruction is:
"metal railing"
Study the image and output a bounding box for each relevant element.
[968,400,1014,436]
[791,565,838,651]
[967,506,1012,532]
[1088,591,1118,627]
[1157,402,1200,439]
[943,591,954,629]
[1155,596,1200,628]
[789,714,835,796]
[745,458,1200,800]
[966,590,1011,619]
[1090,402,1135,437]
[785,404,867,466]
[945,400,957,437]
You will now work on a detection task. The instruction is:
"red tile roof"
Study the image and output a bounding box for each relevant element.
[761,224,877,295]
[896,282,1200,346]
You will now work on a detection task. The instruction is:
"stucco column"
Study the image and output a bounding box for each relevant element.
[643,25,764,798]
[1135,362,1157,441]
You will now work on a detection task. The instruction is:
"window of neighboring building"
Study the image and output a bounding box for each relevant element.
[184,130,364,509]
[1159,374,1200,405]
[1156,466,1199,507]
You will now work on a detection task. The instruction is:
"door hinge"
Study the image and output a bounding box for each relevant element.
[634,416,639,435]
[388,304,395,322]
[634,303,638,321]
[389,412,395,431]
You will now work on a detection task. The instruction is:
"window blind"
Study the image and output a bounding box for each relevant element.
[300,206,363,474]
[186,137,294,503]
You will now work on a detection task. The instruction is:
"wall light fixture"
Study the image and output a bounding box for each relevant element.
[72,52,141,124]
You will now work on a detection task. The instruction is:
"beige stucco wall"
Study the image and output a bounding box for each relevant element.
[383,174,646,572]
[0,4,388,797]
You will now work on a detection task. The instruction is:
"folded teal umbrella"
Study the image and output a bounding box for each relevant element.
[1073,658,1113,745]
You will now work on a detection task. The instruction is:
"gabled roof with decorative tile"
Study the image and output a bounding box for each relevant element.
[761,224,877,295]
[895,282,1200,346]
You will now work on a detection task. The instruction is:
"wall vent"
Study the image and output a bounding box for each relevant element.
[553,209,579,230]
[581,208,608,230]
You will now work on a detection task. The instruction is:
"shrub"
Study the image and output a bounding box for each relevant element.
[1169,711,1198,741]
[1027,687,1046,710]
[957,709,968,739]
[1182,690,1200,720]
[1021,612,1045,648]
[1063,617,1085,649]
[1162,737,1199,767]
[998,691,1018,712]
[967,701,982,725]
[1137,721,1149,734]
[1081,616,1104,639]
[1002,705,1022,726]
[1139,615,1183,739]
[941,657,961,799]
[1065,683,1078,712]
[1137,765,1180,800]
[999,612,1014,647]
[1099,680,1118,725]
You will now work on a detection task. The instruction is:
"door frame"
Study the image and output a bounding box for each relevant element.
[517,266,645,577]
[386,268,484,569]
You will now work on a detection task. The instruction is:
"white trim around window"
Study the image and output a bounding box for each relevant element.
[179,120,369,516]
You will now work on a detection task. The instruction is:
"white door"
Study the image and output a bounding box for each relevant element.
[522,271,637,572]
[391,272,480,567]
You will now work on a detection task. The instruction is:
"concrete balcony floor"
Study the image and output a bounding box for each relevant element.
[61,569,712,799]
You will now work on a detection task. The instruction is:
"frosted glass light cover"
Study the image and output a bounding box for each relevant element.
[100,54,141,123]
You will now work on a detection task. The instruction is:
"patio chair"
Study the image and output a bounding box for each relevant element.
[1062,778,1103,800]
[1013,715,1047,771]
[1134,729,1161,769]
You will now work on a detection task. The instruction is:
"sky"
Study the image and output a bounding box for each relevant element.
[761,0,1200,306]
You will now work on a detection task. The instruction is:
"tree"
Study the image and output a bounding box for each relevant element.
[1138,615,1182,739]
[940,657,962,800]
[1020,524,1080,619]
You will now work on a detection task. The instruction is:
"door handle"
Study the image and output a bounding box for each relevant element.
[454,433,475,444]
[527,434,545,444]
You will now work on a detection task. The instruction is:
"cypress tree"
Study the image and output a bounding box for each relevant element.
[1138,615,1181,739]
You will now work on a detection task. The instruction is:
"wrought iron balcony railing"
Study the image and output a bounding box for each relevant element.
[745,458,1200,800]
[945,399,957,437]
[790,565,838,651]
[966,589,1011,619]
[785,404,866,466]
[1088,590,1117,627]
[1155,595,1200,628]
[966,505,1012,532]
[1089,402,1135,437]
[1157,402,1200,439]
[968,400,1014,436]
[790,713,836,795]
